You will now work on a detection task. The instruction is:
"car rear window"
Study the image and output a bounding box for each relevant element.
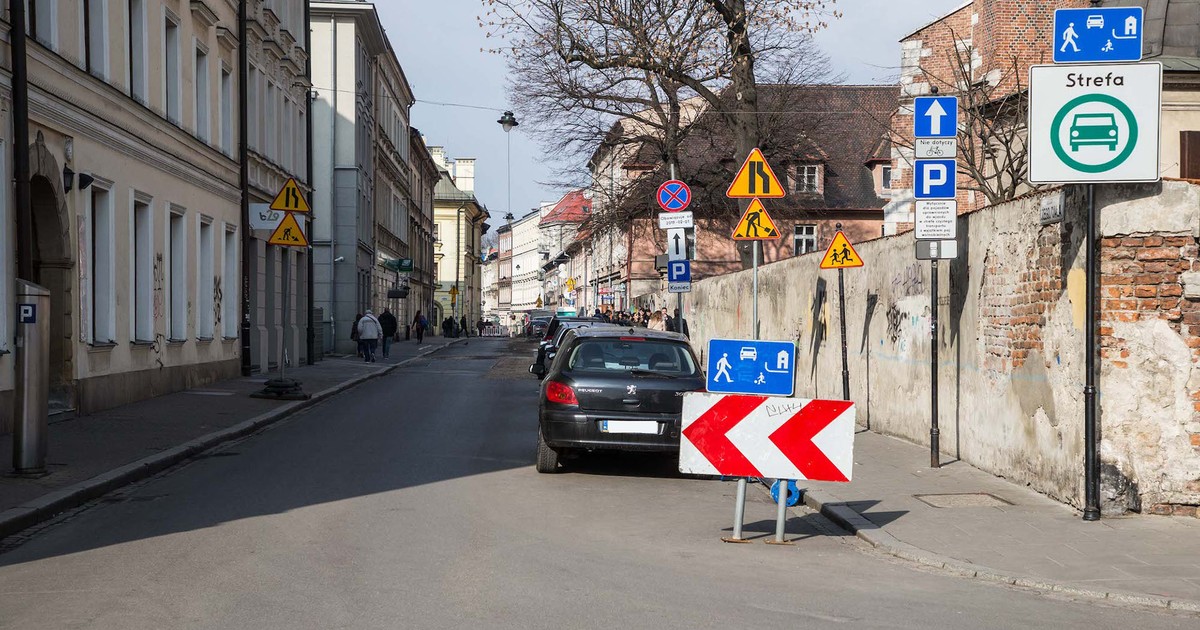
[565,339,698,375]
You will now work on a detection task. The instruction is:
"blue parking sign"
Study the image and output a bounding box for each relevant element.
[706,339,795,397]
[913,96,958,138]
[914,159,956,200]
[667,260,690,283]
[1053,7,1143,64]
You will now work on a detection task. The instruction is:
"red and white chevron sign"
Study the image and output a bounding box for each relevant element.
[679,393,855,482]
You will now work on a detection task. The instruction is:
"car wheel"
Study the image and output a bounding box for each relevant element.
[535,431,561,473]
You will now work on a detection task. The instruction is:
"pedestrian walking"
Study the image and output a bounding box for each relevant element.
[378,308,398,359]
[477,318,486,337]
[460,315,470,338]
[662,307,676,333]
[648,311,667,331]
[356,310,383,363]
[351,312,363,357]
[674,308,690,338]
[412,310,427,344]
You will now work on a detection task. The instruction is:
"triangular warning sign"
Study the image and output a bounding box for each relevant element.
[268,212,309,247]
[731,198,782,241]
[819,231,864,269]
[270,178,311,213]
[726,148,786,199]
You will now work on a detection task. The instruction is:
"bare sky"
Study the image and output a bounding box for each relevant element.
[379,0,966,224]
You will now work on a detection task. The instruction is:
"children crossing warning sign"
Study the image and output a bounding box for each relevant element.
[730,198,782,240]
[270,178,311,213]
[819,231,863,269]
[726,148,785,199]
[268,212,309,247]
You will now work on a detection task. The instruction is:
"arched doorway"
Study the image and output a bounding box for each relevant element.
[20,133,74,411]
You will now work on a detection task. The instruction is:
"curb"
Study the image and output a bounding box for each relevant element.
[0,339,467,541]
[798,486,1200,614]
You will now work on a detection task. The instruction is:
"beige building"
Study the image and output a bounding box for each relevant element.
[430,148,489,328]
[0,0,310,429]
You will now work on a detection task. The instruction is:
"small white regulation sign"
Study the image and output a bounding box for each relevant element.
[915,200,957,240]
[915,138,957,159]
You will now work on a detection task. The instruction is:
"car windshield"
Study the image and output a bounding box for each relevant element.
[566,339,699,375]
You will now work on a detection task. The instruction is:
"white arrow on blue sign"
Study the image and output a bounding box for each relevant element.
[706,339,795,397]
[914,159,957,200]
[913,96,958,138]
[1052,7,1143,64]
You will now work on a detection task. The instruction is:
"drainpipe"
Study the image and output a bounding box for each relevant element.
[327,14,339,352]
[304,0,314,364]
[11,0,31,281]
[239,0,252,376]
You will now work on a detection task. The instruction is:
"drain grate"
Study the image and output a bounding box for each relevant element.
[914,492,1012,508]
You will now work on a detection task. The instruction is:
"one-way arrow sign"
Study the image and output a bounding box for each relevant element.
[679,392,855,481]
[914,96,958,139]
[667,228,688,261]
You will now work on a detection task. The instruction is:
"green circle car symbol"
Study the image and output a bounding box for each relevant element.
[1051,94,1138,173]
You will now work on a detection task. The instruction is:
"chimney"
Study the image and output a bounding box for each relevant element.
[455,157,476,193]
[428,145,447,170]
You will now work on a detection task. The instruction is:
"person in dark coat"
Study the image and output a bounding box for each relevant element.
[460,315,470,338]
[351,313,363,357]
[378,309,398,358]
[674,308,690,338]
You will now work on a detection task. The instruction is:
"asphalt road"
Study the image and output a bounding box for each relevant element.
[0,339,1193,629]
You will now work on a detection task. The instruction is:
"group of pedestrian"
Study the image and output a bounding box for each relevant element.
[350,308,433,361]
[592,307,689,337]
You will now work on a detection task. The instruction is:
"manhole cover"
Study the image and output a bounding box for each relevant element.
[914,493,1012,508]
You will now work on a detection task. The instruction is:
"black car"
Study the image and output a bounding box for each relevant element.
[533,328,706,473]
[527,317,551,339]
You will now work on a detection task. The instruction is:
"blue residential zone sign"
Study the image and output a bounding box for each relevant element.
[706,339,795,397]
[1053,7,1143,64]
[913,96,958,138]
[667,260,691,283]
[914,159,957,200]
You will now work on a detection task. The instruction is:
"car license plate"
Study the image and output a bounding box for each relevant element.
[600,420,658,434]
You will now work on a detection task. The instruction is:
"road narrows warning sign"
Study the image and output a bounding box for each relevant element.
[819,231,863,269]
[726,148,785,199]
[730,198,781,240]
[268,213,309,247]
[270,178,311,213]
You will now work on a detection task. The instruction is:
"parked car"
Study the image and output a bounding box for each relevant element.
[533,327,706,473]
[527,317,551,339]
[533,315,605,358]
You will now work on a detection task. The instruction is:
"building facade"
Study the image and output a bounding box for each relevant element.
[0,0,309,426]
[510,207,546,314]
[407,130,438,332]
[430,148,488,328]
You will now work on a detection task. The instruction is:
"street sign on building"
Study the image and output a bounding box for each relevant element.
[667,228,689,261]
[913,159,958,199]
[656,180,692,212]
[249,203,285,231]
[667,260,691,293]
[913,96,958,138]
[819,231,863,270]
[705,338,795,397]
[680,392,854,481]
[1028,62,1162,183]
[730,198,781,240]
[659,211,694,230]
[915,200,957,240]
[1052,6,1143,64]
[270,177,311,213]
[726,148,785,198]
[267,213,309,247]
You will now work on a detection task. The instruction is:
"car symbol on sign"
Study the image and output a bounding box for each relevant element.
[739,347,757,361]
[1086,15,1104,29]
[1069,113,1118,151]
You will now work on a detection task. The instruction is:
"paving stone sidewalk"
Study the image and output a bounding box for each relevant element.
[797,430,1200,611]
[0,335,462,537]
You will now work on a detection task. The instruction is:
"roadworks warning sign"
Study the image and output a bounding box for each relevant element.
[730,199,782,240]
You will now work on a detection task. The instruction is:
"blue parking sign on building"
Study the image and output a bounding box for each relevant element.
[706,339,795,397]
[914,159,957,200]
[913,96,958,138]
[1053,7,1143,64]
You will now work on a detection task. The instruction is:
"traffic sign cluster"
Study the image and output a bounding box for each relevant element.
[912,96,959,260]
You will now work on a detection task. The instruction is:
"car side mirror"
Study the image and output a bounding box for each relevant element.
[530,363,547,379]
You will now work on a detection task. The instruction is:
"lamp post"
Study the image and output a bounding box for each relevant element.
[497,110,518,325]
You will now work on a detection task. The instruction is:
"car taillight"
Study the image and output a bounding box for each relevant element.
[545,381,579,405]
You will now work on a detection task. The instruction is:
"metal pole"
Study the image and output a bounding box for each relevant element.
[1084,183,1101,520]
[836,224,849,401]
[11,0,31,282]
[238,0,252,376]
[772,480,788,543]
[12,281,49,476]
[304,0,315,365]
[931,259,940,468]
[728,240,759,543]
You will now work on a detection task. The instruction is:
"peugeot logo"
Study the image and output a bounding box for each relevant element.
[626,385,637,395]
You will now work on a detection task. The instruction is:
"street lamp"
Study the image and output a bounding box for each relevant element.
[497,110,518,233]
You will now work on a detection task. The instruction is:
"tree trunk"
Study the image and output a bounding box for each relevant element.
[725,0,762,270]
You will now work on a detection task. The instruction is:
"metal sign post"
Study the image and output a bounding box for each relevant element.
[253,182,313,401]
